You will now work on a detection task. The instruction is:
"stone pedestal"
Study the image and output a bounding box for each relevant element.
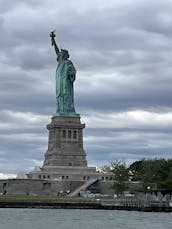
[28,166,98,181]
[43,116,87,167]
[28,116,101,181]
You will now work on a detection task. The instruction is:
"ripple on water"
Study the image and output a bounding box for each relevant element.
[0,208,171,229]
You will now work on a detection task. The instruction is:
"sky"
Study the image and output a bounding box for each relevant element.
[0,0,172,178]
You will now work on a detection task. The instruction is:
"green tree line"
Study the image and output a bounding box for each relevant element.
[129,158,172,190]
[102,158,172,193]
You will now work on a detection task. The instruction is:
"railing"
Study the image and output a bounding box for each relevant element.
[100,197,171,209]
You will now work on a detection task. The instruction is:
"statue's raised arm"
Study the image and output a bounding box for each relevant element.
[50,30,59,56]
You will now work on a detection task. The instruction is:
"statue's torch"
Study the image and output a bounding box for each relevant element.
[50,29,56,46]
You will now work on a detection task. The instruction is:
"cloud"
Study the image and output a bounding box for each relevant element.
[82,110,172,129]
[0,173,16,179]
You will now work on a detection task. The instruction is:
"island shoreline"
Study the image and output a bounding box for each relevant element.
[0,199,171,212]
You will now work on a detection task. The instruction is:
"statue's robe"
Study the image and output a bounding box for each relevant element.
[55,53,76,115]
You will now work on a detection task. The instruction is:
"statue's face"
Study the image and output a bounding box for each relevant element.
[57,51,69,62]
[61,51,69,60]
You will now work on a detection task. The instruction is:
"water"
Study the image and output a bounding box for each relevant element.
[0,208,171,229]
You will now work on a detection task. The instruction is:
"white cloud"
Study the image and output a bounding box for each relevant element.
[82,110,172,129]
[0,173,16,180]
[0,110,49,131]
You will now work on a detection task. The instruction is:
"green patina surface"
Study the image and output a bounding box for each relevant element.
[50,30,79,117]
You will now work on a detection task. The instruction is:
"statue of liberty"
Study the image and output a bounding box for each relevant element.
[50,30,79,117]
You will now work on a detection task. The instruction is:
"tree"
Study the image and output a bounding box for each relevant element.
[98,165,112,173]
[129,158,172,190]
[111,160,129,195]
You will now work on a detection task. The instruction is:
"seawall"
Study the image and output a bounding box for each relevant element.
[0,198,171,212]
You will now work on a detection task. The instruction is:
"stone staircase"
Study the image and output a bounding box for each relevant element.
[68,179,98,197]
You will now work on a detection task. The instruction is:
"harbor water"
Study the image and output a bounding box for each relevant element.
[0,208,171,229]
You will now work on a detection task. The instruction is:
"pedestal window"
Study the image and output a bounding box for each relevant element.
[68,130,72,138]
[73,130,77,139]
[62,130,66,138]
